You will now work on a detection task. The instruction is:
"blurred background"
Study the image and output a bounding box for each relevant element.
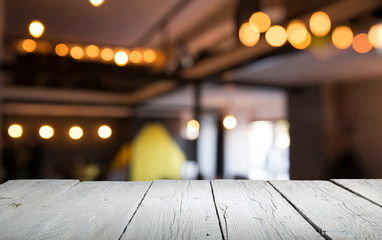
[1,0,382,182]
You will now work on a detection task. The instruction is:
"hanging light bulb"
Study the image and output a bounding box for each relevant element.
[249,11,271,33]
[309,11,331,37]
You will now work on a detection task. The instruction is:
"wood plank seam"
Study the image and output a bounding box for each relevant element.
[209,180,226,240]
[268,181,332,240]
[329,180,382,209]
[117,181,154,240]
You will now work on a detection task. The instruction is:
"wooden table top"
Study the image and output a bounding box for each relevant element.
[0,179,381,239]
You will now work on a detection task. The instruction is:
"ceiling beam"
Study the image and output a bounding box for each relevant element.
[2,80,178,105]
[180,0,382,80]
[3,102,131,118]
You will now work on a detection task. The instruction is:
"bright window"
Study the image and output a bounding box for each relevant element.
[248,120,290,180]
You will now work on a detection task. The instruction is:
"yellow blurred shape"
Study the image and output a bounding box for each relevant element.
[352,33,372,54]
[8,124,23,138]
[309,11,331,37]
[131,123,186,181]
[101,48,114,61]
[98,125,112,139]
[332,26,353,49]
[249,11,271,33]
[89,0,104,7]
[368,23,382,48]
[55,43,69,56]
[239,22,260,47]
[86,45,99,58]
[265,25,287,47]
[29,20,45,38]
[22,39,36,53]
[39,125,54,139]
[223,115,237,129]
[69,126,83,140]
[110,143,131,170]
[129,50,142,63]
[70,46,84,60]
[143,49,156,63]
[114,51,128,66]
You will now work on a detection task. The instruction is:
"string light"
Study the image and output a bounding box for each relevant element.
[70,46,85,60]
[86,45,99,58]
[129,50,142,63]
[352,33,372,53]
[265,25,287,47]
[143,50,156,63]
[55,43,69,56]
[368,23,382,48]
[309,11,331,37]
[22,39,37,53]
[8,124,23,138]
[101,48,114,61]
[98,125,112,139]
[249,12,271,33]
[39,125,54,139]
[239,22,260,47]
[89,0,104,7]
[29,20,45,38]
[223,115,237,130]
[332,26,353,49]
[114,51,128,66]
[69,126,83,140]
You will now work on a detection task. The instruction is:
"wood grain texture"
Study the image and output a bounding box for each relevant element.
[211,180,323,240]
[120,180,222,240]
[271,180,382,239]
[0,179,79,225]
[332,179,382,207]
[0,181,151,240]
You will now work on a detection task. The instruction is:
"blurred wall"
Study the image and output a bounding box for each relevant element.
[289,79,382,179]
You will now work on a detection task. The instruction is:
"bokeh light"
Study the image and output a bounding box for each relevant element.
[98,125,112,139]
[55,43,69,56]
[129,50,142,63]
[265,25,287,47]
[114,51,128,66]
[309,11,331,37]
[223,115,237,130]
[89,0,104,7]
[70,46,85,60]
[86,45,99,58]
[287,20,311,49]
[29,20,45,38]
[8,124,23,138]
[39,125,54,139]
[22,39,37,53]
[101,48,114,61]
[249,11,271,33]
[143,50,156,63]
[69,126,83,140]
[368,23,382,48]
[239,22,260,47]
[352,33,372,54]
[187,120,200,132]
[332,26,353,49]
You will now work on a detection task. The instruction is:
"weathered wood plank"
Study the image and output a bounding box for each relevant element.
[0,181,151,240]
[120,180,222,240]
[332,179,382,207]
[211,180,323,240]
[0,179,79,223]
[271,180,382,239]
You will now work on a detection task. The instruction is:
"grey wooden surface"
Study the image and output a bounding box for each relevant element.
[0,179,381,239]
